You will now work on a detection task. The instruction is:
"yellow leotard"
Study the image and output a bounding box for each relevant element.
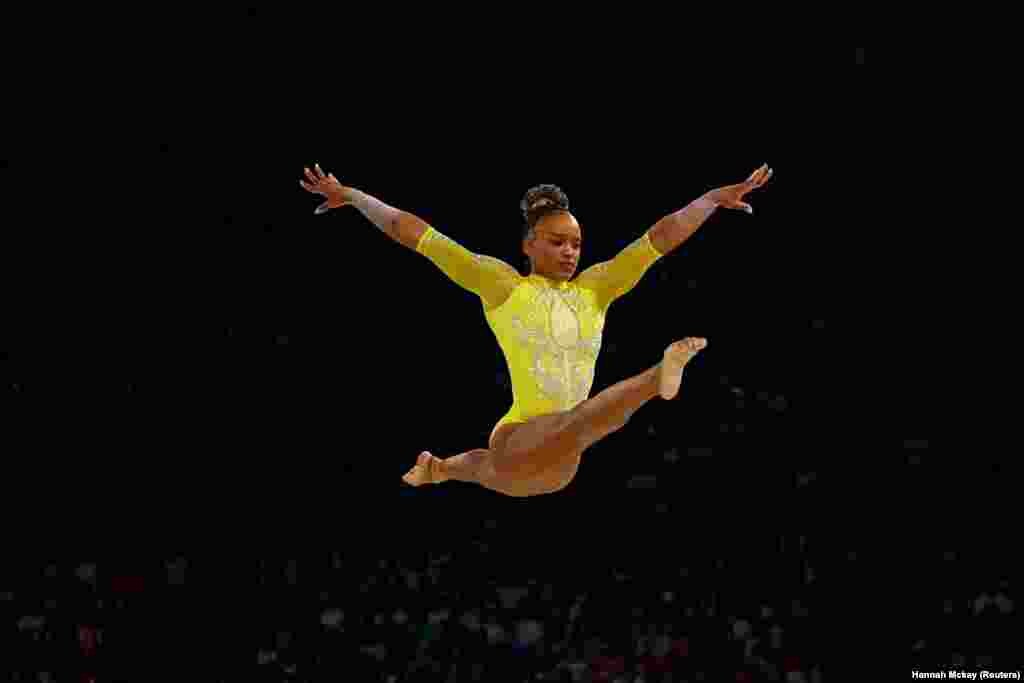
[415,226,664,433]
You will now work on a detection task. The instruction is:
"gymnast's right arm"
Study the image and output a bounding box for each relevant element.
[346,187,428,251]
[300,164,426,250]
[300,165,519,309]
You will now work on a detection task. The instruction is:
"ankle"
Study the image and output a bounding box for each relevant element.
[434,458,452,483]
[442,450,490,484]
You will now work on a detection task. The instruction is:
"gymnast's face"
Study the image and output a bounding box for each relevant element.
[524,212,582,281]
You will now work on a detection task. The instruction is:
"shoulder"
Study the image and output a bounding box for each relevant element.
[574,261,612,290]
[476,254,523,280]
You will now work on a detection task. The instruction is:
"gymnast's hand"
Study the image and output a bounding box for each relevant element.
[707,163,773,214]
[299,164,353,215]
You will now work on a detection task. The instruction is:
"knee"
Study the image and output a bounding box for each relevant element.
[490,448,535,480]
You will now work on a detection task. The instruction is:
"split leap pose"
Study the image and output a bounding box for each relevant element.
[300,163,772,497]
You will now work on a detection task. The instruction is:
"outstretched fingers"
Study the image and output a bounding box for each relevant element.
[685,337,707,353]
[300,164,332,194]
[746,163,773,188]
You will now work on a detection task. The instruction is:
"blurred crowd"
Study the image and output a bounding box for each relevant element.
[253,546,821,683]
[5,442,1016,681]
[5,527,826,682]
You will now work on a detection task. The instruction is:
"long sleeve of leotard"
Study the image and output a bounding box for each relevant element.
[575,231,666,311]
[415,226,522,311]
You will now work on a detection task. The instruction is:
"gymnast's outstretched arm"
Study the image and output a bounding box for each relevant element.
[647,163,774,255]
[577,163,774,310]
[299,164,427,250]
[300,164,520,309]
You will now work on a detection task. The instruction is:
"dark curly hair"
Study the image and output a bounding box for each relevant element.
[518,184,572,274]
[520,184,571,240]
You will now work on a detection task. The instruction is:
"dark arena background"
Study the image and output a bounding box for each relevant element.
[4,46,1014,681]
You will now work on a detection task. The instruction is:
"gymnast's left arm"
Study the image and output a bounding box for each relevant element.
[578,164,773,310]
[575,231,666,311]
[647,163,773,255]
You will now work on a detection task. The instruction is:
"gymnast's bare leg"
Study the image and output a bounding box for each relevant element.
[403,337,706,496]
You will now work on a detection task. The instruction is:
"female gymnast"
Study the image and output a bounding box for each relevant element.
[300,163,772,497]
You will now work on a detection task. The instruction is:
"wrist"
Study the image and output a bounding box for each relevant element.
[339,186,358,204]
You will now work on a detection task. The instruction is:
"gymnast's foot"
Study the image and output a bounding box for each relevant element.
[402,451,448,486]
[659,337,707,400]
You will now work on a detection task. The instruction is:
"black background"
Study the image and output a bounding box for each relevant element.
[4,46,999,679]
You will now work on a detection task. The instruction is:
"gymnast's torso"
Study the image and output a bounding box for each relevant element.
[486,275,605,426]
[415,225,664,429]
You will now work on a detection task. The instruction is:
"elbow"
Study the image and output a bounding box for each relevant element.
[647,227,670,256]
[387,214,403,237]
[395,212,428,251]
[386,211,410,245]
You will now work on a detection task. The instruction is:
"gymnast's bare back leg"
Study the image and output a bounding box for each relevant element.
[401,448,496,487]
[402,337,707,494]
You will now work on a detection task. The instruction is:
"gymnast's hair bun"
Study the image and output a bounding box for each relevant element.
[521,184,570,229]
